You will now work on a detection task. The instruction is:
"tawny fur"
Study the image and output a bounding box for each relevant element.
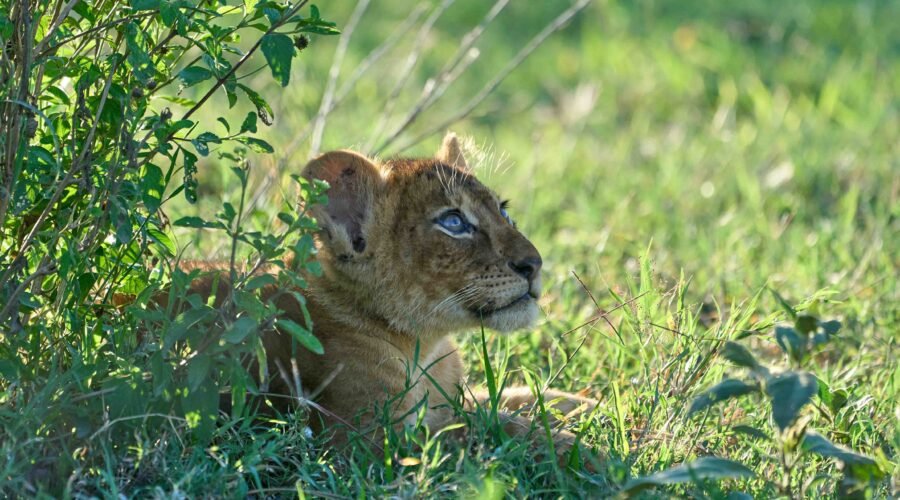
[186,133,598,460]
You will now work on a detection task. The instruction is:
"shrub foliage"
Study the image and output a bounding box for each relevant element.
[0,0,336,492]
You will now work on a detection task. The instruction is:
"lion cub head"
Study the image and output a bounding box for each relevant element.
[303,133,542,336]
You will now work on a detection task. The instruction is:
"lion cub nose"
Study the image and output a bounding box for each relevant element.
[508,256,542,281]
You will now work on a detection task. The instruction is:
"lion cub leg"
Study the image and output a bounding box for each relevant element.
[469,386,600,468]
[490,386,597,420]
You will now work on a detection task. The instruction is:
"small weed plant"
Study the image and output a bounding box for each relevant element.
[621,292,887,497]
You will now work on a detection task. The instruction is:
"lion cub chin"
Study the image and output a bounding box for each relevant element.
[248,133,597,462]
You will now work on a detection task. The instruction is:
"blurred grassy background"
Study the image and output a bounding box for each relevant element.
[176,0,898,302]
[169,0,898,492]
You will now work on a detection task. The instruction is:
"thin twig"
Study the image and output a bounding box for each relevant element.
[243,4,428,216]
[36,13,156,59]
[560,291,648,337]
[308,0,371,158]
[0,0,34,230]
[391,0,591,154]
[32,0,81,55]
[372,0,510,155]
[0,259,54,323]
[543,288,646,394]
[363,0,455,153]
[572,270,621,339]
[334,5,428,105]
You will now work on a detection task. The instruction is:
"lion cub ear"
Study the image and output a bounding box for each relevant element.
[436,131,468,169]
[303,150,382,255]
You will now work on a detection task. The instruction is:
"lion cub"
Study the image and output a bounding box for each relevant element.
[249,133,596,458]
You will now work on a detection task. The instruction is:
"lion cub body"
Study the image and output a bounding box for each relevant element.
[263,290,463,435]
[193,134,596,452]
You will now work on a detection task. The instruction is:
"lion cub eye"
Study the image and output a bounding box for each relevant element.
[435,211,472,235]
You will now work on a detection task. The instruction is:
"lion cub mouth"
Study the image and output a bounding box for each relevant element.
[473,291,536,316]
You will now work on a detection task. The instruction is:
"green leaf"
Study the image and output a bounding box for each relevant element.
[236,136,274,153]
[187,354,211,391]
[44,85,71,105]
[173,216,225,229]
[105,375,147,419]
[132,0,159,11]
[689,378,759,416]
[114,210,134,244]
[182,149,199,204]
[802,431,883,480]
[227,358,250,418]
[720,341,759,370]
[191,131,221,157]
[159,0,189,33]
[775,326,806,362]
[260,33,295,86]
[180,377,218,442]
[222,316,257,344]
[731,425,770,441]
[766,371,818,432]
[0,359,19,381]
[277,318,323,355]
[768,288,796,319]
[794,314,818,335]
[245,274,275,291]
[819,320,841,336]
[124,22,154,83]
[167,119,195,134]
[150,351,172,396]
[0,18,11,41]
[147,227,175,256]
[296,20,341,36]
[159,0,176,24]
[277,212,294,225]
[230,166,248,187]
[18,292,41,310]
[816,378,849,414]
[178,66,213,87]
[827,389,848,413]
[240,111,258,134]
[263,6,283,23]
[220,202,236,223]
[226,85,238,108]
[158,95,197,107]
[72,0,94,20]
[622,457,755,493]
[233,290,266,318]
[164,306,215,351]
[238,84,274,125]
[141,163,165,212]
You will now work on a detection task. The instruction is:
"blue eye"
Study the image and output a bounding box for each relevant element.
[436,211,470,234]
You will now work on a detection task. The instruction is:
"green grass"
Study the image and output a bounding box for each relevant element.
[5,0,899,496]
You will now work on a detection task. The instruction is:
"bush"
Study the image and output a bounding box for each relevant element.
[0,0,336,493]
